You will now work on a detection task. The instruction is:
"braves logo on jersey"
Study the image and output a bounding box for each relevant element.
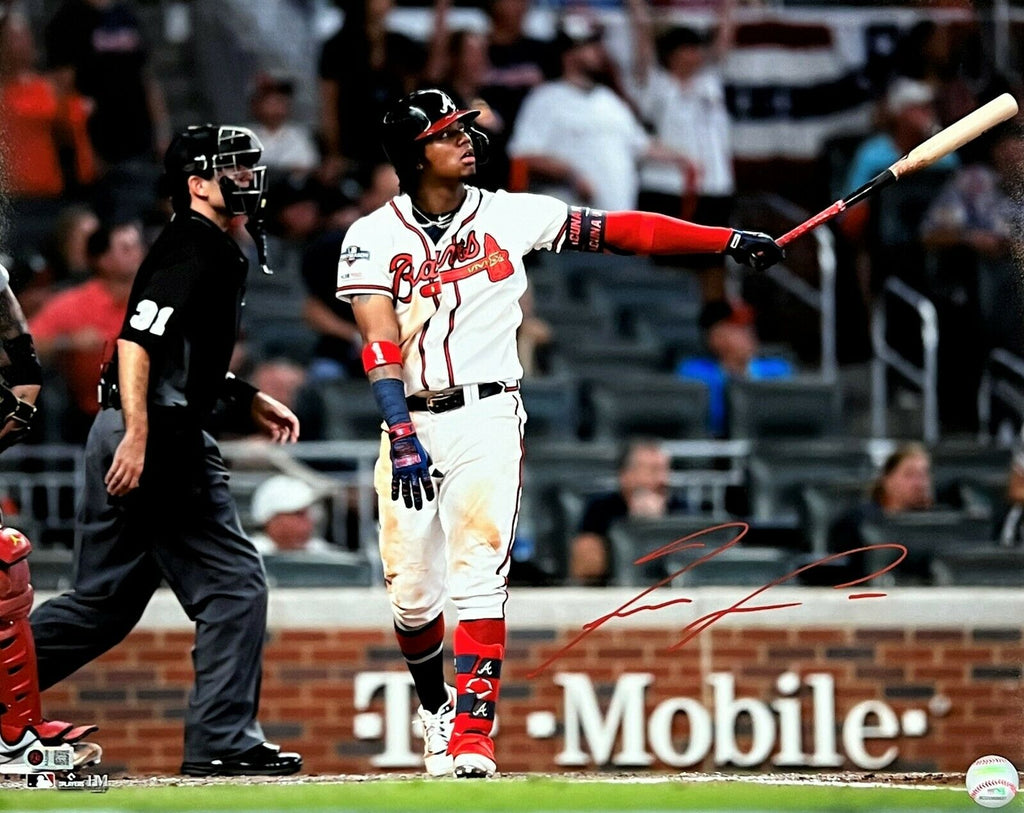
[390,232,514,302]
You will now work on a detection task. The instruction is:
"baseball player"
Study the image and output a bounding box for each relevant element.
[338,89,783,778]
[28,126,302,777]
[0,260,102,773]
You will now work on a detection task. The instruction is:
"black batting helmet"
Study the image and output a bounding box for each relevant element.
[161,124,267,217]
[381,89,489,190]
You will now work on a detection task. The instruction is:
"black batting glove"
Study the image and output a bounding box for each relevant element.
[388,422,435,510]
[725,230,785,272]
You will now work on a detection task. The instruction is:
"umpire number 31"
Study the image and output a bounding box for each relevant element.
[129,300,174,336]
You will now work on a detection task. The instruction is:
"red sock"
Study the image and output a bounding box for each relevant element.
[452,620,505,754]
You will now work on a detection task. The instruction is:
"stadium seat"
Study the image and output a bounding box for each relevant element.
[262,551,374,587]
[728,377,843,439]
[930,548,1024,586]
[589,376,711,441]
[608,515,754,586]
[748,439,874,521]
[316,380,385,440]
[25,548,75,591]
[519,375,581,440]
[858,510,995,585]
[799,480,872,554]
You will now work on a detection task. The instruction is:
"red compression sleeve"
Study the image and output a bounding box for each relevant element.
[603,211,732,255]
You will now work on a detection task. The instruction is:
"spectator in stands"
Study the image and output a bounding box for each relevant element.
[248,358,326,443]
[842,77,959,299]
[677,299,793,437]
[239,176,325,365]
[317,0,426,181]
[997,426,1024,547]
[29,221,143,442]
[517,286,551,378]
[828,442,935,577]
[921,124,1024,357]
[508,13,693,212]
[625,0,736,301]
[427,9,508,190]
[46,205,100,288]
[45,0,170,223]
[246,72,319,181]
[249,474,334,556]
[481,0,555,130]
[569,438,685,586]
[0,11,96,259]
[301,164,400,382]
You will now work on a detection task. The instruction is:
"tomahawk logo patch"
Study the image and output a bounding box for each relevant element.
[340,245,371,265]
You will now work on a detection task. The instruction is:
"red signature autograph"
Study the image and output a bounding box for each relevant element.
[526,522,907,678]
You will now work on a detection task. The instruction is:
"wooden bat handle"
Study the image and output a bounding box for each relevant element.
[777,201,845,247]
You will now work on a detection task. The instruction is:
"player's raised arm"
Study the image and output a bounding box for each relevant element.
[351,294,434,511]
[561,206,785,272]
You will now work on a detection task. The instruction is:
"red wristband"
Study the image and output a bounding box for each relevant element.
[362,340,403,373]
[389,421,415,439]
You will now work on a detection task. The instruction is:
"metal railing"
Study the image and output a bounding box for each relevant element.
[871,277,940,444]
[756,194,838,383]
[977,347,1024,443]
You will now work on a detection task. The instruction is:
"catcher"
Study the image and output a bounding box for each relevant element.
[0,260,102,774]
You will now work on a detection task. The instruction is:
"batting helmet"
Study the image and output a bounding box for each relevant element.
[381,89,489,188]
[161,124,267,218]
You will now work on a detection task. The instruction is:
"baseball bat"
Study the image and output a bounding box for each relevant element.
[776,93,1019,247]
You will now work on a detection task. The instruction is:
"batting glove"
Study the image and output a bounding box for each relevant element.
[389,422,435,510]
[725,230,785,272]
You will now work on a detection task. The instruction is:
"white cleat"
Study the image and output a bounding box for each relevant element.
[0,729,102,775]
[417,685,456,777]
[453,751,496,779]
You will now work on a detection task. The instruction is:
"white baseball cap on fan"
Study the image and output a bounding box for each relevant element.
[251,475,319,526]
[885,77,935,115]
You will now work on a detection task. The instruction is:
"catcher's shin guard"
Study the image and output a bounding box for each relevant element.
[0,524,99,773]
[451,621,504,777]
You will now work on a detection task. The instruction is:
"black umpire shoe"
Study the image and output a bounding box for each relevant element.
[180,742,302,777]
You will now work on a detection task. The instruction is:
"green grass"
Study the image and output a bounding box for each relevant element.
[0,776,974,812]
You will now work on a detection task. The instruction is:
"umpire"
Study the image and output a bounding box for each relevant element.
[30,125,303,777]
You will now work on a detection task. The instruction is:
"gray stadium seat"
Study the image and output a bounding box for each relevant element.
[799,480,872,554]
[931,548,1024,586]
[589,376,711,441]
[859,511,995,585]
[316,380,385,440]
[608,515,753,586]
[728,377,843,439]
[520,375,580,440]
[262,551,374,587]
[748,440,875,521]
[26,548,75,591]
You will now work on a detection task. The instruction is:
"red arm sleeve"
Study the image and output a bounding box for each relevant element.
[603,211,732,255]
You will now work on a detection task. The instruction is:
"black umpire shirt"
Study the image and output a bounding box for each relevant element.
[105,211,252,428]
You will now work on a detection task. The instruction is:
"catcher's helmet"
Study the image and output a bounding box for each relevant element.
[381,89,489,186]
[161,124,267,217]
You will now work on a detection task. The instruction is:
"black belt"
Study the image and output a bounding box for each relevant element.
[406,382,507,414]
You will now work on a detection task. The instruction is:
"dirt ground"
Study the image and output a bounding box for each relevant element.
[0,770,972,789]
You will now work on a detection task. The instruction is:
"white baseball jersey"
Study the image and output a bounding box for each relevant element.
[336,186,571,393]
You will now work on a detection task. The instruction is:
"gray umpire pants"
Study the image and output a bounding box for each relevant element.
[30,408,268,761]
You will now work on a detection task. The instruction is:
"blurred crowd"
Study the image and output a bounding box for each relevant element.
[1,0,1023,572]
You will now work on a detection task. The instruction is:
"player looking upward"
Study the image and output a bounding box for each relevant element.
[337,88,784,778]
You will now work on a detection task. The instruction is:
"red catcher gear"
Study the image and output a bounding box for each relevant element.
[0,524,96,745]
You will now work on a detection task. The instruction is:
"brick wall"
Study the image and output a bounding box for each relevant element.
[40,600,1023,777]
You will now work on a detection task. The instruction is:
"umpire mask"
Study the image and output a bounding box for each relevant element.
[163,124,268,218]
